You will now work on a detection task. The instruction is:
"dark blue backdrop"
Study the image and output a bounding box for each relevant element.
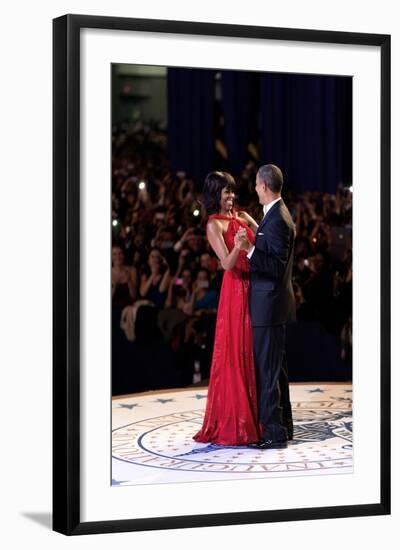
[167,68,352,194]
[167,68,215,187]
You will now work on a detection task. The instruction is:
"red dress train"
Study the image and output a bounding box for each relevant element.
[193,213,260,445]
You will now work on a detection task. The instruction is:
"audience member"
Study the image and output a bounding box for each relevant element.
[111,123,353,393]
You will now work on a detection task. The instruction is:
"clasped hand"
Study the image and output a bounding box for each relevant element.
[234,228,250,250]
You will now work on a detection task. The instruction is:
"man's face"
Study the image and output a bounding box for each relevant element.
[154,212,166,226]
[255,174,266,204]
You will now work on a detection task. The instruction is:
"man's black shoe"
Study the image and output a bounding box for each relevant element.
[249,439,288,450]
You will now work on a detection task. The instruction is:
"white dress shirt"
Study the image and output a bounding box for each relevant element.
[246,197,281,259]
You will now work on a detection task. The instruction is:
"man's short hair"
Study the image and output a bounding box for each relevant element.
[257,164,284,193]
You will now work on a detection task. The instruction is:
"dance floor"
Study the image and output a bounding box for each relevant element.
[112,383,353,486]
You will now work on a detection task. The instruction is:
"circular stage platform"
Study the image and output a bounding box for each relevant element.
[112,383,352,486]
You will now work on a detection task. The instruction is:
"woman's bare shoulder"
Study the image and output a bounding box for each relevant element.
[237,210,258,227]
[237,210,249,221]
[206,217,223,233]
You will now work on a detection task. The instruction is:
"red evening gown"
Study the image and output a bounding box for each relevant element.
[193,212,260,445]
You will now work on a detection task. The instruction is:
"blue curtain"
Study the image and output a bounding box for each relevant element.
[220,71,259,175]
[167,69,352,194]
[167,68,215,189]
[260,73,352,193]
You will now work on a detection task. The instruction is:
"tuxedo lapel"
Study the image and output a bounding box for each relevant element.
[258,199,282,233]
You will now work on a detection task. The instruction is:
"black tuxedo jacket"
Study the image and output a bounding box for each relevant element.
[248,199,296,327]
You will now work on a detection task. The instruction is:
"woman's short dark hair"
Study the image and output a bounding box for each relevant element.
[201,171,236,215]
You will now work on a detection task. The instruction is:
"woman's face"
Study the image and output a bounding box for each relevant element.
[200,253,211,269]
[148,249,161,268]
[196,270,209,289]
[182,269,192,288]
[112,247,124,266]
[196,270,208,284]
[219,186,235,212]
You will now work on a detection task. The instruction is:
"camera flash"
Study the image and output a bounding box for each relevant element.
[138,181,146,190]
[112,220,118,227]
[193,209,200,217]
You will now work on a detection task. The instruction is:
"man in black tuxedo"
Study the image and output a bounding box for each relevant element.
[235,164,296,449]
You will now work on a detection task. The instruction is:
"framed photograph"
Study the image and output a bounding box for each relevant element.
[53,14,390,535]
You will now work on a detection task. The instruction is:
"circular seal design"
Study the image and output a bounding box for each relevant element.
[112,400,353,475]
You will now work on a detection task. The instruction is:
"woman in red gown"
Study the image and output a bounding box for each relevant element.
[193,172,261,446]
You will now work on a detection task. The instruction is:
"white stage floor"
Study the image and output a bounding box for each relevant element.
[112,383,352,486]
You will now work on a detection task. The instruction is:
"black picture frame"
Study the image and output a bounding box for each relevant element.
[53,14,391,535]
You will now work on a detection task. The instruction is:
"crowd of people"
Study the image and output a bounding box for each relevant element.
[111,122,352,395]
